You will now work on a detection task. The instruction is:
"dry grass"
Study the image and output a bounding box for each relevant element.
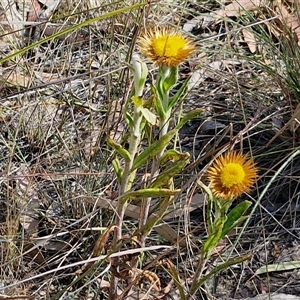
[1,0,300,299]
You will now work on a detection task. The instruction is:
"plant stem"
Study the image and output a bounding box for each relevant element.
[138,109,171,245]
[110,105,143,300]
[151,110,171,177]
[186,254,207,299]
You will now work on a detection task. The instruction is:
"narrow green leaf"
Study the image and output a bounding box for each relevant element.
[221,200,251,238]
[112,158,123,183]
[140,107,157,125]
[131,128,177,171]
[223,216,248,237]
[125,111,134,127]
[150,153,190,188]
[152,87,166,119]
[168,77,190,109]
[157,67,167,93]
[175,109,203,130]
[255,261,300,275]
[107,136,131,161]
[163,66,178,92]
[191,254,252,294]
[139,196,175,236]
[160,149,189,165]
[202,217,225,259]
[156,68,170,110]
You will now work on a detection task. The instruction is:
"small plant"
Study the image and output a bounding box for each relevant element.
[0,1,267,299]
[187,151,258,298]
[99,25,260,299]
[107,27,199,298]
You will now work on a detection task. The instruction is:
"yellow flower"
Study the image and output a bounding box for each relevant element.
[138,28,195,66]
[207,151,258,199]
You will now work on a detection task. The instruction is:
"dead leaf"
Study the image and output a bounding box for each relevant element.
[154,222,185,246]
[162,193,204,220]
[213,0,265,18]
[236,293,300,300]
[85,193,204,246]
[80,126,104,159]
[242,28,257,53]
[255,260,300,275]
[41,24,89,42]
[2,68,32,87]
[0,1,26,41]
[15,164,45,264]
[183,16,203,32]
[15,164,40,236]
[188,60,223,91]
[39,0,60,6]
[83,225,116,273]
[274,2,300,45]
[213,0,300,48]
[34,71,62,83]
[87,196,182,244]
[26,0,42,22]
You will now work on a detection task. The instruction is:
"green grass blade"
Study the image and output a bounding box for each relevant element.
[0,2,148,64]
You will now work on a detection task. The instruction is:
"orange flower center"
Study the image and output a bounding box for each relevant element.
[220,163,245,188]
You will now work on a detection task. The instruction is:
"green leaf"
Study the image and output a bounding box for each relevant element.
[152,87,166,119]
[168,76,190,109]
[131,128,177,171]
[107,136,131,161]
[121,188,180,202]
[160,150,189,165]
[191,254,252,295]
[255,261,300,275]
[202,217,225,259]
[150,155,189,188]
[163,66,178,92]
[139,195,175,239]
[141,107,157,125]
[112,158,123,183]
[156,67,171,110]
[125,111,134,127]
[156,77,167,106]
[157,66,168,92]
[221,200,251,238]
[175,109,203,130]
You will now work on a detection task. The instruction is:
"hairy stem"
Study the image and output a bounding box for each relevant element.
[110,105,142,300]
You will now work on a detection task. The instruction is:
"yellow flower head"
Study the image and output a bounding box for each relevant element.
[207,151,258,200]
[138,28,195,67]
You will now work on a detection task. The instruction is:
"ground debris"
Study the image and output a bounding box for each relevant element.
[228,293,300,300]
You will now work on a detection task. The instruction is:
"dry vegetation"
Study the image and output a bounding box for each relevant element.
[1,0,300,299]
